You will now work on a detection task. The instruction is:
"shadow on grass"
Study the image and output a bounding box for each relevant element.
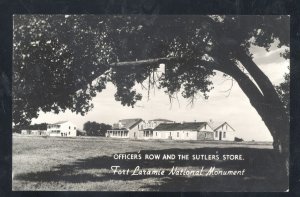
[14,147,288,191]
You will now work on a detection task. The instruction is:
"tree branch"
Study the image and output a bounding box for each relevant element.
[109,57,178,67]
[235,50,282,101]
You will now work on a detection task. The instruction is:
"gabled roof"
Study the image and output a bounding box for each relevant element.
[149,118,174,122]
[119,118,143,130]
[209,121,235,131]
[154,122,207,131]
[208,121,224,130]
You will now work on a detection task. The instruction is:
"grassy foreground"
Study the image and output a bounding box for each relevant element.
[12,135,287,191]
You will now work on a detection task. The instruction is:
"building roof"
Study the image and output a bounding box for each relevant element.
[154,122,207,131]
[208,121,225,130]
[119,118,143,130]
[149,118,174,122]
[50,121,69,125]
[215,122,235,131]
[208,121,235,131]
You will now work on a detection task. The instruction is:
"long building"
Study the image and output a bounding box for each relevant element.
[106,119,236,141]
[152,122,214,140]
[106,118,174,139]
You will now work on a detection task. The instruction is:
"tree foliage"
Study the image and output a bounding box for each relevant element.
[276,68,290,117]
[13,15,289,128]
[83,121,112,136]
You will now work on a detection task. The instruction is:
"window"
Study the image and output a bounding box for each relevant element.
[170,132,171,136]
[134,132,136,137]
[74,127,76,130]
[69,126,70,129]
[215,131,218,137]
[69,132,70,135]
[186,133,188,137]
[205,133,207,137]
[177,132,179,137]
[156,132,157,136]
[223,132,226,138]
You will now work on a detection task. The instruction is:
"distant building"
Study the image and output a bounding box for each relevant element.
[208,121,235,141]
[153,122,214,140]
[21,129,48,136]
[47,121,77,137]
[138,119,174,139]
[20,123,48,136]
[106,118,235,141]
[106,119,143,139]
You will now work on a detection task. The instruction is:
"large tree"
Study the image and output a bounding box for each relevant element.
[13,15,289,174]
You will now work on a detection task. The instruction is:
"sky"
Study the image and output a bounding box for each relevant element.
[31,43,289,142]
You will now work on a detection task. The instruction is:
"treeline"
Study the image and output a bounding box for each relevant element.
[13,123,48,133]
[83,121,112,136]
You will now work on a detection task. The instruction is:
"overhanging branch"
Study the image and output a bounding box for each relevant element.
[109,57,178,67]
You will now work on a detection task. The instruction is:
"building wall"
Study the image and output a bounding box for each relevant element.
[106,130,129,138]
[152,130,198,140]
[197,131,214,140]
[213,123,235,141]
[60,122,77,137]
[199,123,214,132]
[138,130,153,140]
[128,123,143,139]
[197,124,214,140]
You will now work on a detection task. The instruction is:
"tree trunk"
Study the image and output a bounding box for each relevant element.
[224,54,289,178]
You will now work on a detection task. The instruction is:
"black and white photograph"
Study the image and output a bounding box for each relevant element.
[12,15,290,191]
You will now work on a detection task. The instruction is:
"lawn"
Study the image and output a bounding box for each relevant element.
[12,135,288,191]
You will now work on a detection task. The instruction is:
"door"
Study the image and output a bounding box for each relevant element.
[219,132,222,140]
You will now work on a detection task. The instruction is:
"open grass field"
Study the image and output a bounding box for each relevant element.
[12,135,288,191]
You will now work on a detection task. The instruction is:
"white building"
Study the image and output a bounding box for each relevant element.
[106,119,144,139]
[106,118,175,139]
[153,122,214,140]
[138,119,174,139]
[47,121,77,137]
[21,129,48,136]
[209,121,235,141]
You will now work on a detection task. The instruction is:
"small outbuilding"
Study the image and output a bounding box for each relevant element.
[208,121,235,141]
